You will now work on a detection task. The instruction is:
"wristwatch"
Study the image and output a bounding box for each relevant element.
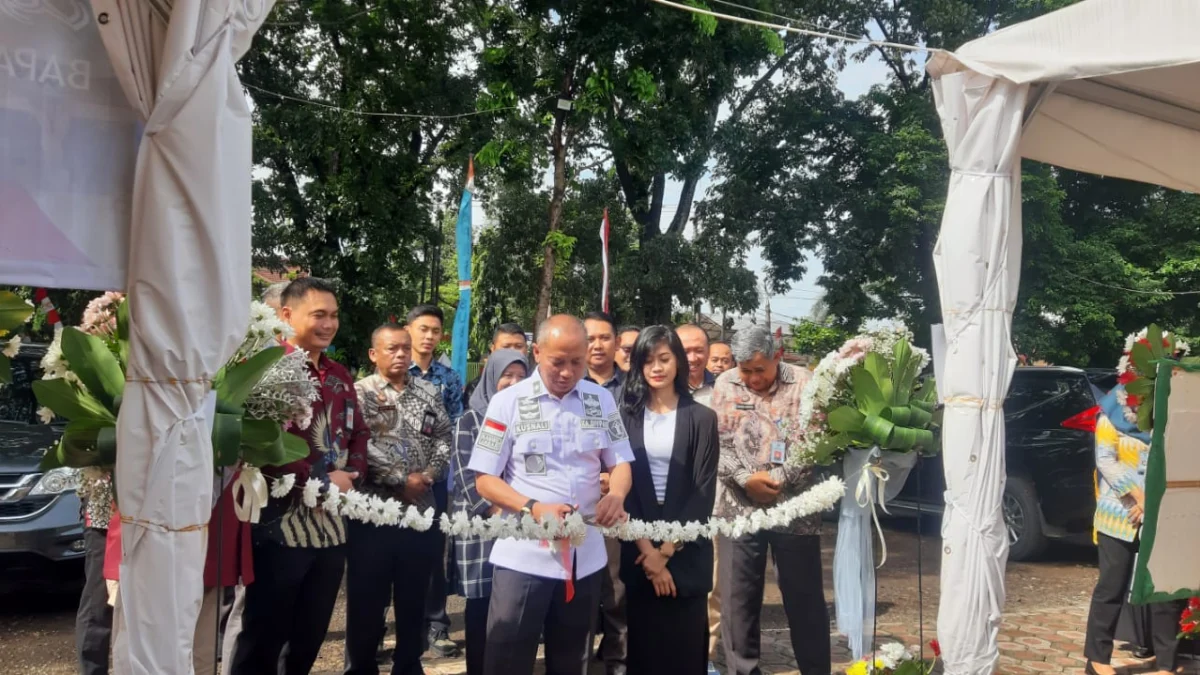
[521,499,538,515]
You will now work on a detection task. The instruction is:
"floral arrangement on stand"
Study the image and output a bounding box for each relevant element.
[845,640,940,675]
[33,295,319,522]
[1114,324,1190,431]
[792,325,941,661]
[269,472,847,543]
[0,290,36,382]
[1181,597,1200,639]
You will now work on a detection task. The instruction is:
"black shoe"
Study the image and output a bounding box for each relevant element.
[1084,663,1099,675]
[1133,646,1154,659]
[428,629,459,658]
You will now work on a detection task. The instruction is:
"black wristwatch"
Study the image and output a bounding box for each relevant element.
[521,499,538,515]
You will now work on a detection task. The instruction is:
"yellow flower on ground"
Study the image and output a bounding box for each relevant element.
[846,661,869,675]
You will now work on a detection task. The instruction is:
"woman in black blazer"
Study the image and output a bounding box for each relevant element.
[618,325,720,674]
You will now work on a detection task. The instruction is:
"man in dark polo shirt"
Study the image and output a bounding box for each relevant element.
[227,277,369,675]
[583,310,627,675]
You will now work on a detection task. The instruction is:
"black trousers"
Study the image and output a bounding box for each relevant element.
[464,596,490,675]
[484,567,603,675]
[345,521,438,675]
[226,539,345,675]
[76,527,112,675]
[719,532,830,675]
[1085,533,1185,669]
[626,585,708,675]
[597,537,627,670]
[424,481,452,638]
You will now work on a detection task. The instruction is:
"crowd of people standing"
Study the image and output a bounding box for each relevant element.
[74,276,833,675]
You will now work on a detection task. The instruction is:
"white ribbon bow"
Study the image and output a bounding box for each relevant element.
[232,465,269,524]
[855,459,892,568]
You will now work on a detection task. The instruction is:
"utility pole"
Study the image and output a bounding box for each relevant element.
[763,280,772,333]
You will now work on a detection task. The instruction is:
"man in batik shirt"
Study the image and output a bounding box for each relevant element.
[344,322,453,674]
[228,277,369,675]
[710,325,828,675]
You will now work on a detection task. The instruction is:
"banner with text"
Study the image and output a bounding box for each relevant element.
[0,0,139,290]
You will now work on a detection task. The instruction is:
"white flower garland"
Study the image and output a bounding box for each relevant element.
[278,474,846,543]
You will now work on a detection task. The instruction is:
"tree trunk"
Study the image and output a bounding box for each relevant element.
[535,68,575,324]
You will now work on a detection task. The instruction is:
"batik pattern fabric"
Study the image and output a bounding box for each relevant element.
[410,360,465,423]
[451,409,495,599]
[355,373,452,511]
[1094,385,1149,543]
[709,363,818,535]
[259,351,369,548]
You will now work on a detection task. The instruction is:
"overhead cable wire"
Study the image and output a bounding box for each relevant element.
[649,0,929,54]
[244,83,553,120]
[706,0,862,42]
[1059,269,1200,296]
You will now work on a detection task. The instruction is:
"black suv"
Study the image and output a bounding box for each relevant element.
[0,343,84,575]
[886,366,1116,561]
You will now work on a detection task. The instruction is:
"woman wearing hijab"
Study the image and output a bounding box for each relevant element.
[618,326,719,674]
[452,349,529,675]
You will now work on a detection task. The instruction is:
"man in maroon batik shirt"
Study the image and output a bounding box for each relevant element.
[227,277,369,675]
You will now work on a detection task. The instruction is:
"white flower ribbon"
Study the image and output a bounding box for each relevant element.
[855,460,891,567]
[232,466,269,524]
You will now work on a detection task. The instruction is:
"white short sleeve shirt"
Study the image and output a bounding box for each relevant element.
[468,369,634,580]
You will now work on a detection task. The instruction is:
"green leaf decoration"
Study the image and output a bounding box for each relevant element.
[1131,342,1155,376]
[33,378,116,422]
[0,291,33,335]
[60,328,124,410]
[850,365,887,415]
[0,356,11,384]
[59,421,118,467]
[212,411,244,467]
[280,433,311,464]
[238,418,287,467]
[827,406,865,432]
[217,347,285,408]
[1147,324,1165,360]
[815,338,941,460]
[1124,377,1154,397]
[1138,392,1155,432]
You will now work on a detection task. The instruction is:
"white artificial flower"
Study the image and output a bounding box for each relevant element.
[270,474,295,499]
[301,478,323,508]
[37,406,55,424]
[2,335,20,358]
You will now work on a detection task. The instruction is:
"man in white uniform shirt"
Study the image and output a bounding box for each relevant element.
[470,315,634,675]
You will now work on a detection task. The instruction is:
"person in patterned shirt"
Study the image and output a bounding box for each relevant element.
[228,277,369,675]
[710,325,828,675]
[344,323,453,675]
[405,303,465,658]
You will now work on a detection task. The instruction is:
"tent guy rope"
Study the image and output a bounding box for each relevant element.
[244,83,555,120]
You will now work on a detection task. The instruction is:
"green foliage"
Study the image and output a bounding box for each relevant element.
[0,290,34,383]
[791,322,852,357]
[812,339,938,464]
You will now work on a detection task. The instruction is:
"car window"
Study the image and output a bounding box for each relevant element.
[0,353,43,424]
[1005,370,1096,428]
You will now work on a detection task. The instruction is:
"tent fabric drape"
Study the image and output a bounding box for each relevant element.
[92,0,272,671]
[929,71,1028,675]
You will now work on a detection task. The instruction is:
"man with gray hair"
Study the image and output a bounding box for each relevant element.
[710,325,829,675]
[261,281,290,312]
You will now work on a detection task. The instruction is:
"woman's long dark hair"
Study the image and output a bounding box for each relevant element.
[621,325,691,417]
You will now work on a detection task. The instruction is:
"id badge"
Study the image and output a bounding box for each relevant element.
[421,410,437,436]
[769,440,787,465]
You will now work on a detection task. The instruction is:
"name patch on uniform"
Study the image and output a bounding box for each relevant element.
[515,420,551,435]
[735,403,756,411]
[607,412,628,442]
[580,418,608,430]
[582,392,603,419]
[518,397,541,421]
[477,418,507,453]
[524,453,547,475]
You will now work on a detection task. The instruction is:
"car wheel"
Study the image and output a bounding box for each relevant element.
[1003,475,1048,561]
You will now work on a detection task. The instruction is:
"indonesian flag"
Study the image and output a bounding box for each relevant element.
[599,208,610,313]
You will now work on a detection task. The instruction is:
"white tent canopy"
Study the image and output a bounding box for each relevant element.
[927,1,1200,673]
